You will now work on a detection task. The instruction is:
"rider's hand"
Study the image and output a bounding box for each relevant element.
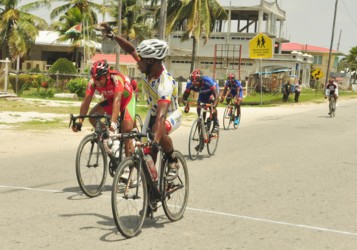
[109,121,118,132]
[220,96,224,103]
[324,96,327,99]
[100,23,115,40]
[72,122,82,132]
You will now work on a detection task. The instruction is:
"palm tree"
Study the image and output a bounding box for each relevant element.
[0,0,49,61]
[103,0,154,44]
[51,7,86,67]
[50,0,101,23]
[165,0,227,72]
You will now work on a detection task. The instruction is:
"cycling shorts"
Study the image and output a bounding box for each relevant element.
[142,109,182,135]
[99,97,136,122]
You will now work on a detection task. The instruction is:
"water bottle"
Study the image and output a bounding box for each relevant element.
[144,154,157,181]
[111,140,120,158]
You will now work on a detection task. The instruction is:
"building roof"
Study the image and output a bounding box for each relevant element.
[36,31,101,50]
[281,42,340,54]
[89,54,137,65]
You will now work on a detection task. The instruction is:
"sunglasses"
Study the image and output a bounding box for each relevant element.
[93,75,105,81]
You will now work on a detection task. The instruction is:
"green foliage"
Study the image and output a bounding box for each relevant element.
[67,78,88,97]
[48,58,77,74]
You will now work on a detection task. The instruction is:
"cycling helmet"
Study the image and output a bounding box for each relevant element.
[190,69,203,82]
[90,60,109,78]
[227,73,235,81]
[136,39,169,60]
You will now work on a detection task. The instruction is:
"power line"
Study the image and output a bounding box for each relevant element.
[341,0,357,28]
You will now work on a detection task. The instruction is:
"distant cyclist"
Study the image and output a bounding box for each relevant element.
[220,73,243,125]
[125,76,139,101]
[182,69,220,133]
[72,60,135,156]
[325,78,338,115]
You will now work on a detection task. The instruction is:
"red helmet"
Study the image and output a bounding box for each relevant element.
[227,73,235,81]
[190,69,202,82]
[90,60,109,78]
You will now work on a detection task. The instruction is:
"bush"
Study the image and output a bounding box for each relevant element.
[48,58,77,74]
[67,78,88,97]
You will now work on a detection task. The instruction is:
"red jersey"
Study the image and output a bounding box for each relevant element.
[86,70,133,112]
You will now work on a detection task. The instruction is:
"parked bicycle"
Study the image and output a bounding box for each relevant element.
[111,132,189,238]
[69,113,126,198]
[223,103,240,130]
[186,102,219,160]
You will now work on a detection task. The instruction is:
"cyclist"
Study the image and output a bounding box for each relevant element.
[182,69,220,133]
[125,76,139,101]
[71,59,135,156]
[220,73,243,125]
[99,22,182,178]
[325,78,339,114]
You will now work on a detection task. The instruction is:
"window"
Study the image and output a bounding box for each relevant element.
[313,55,323,65]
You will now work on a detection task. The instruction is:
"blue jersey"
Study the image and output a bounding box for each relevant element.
[185,76,218,103]
[224,79,243,98]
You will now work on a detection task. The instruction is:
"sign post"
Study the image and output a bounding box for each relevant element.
[249,33,273,105]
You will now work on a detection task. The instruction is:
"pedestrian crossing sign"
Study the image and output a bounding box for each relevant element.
[249,33,273,59]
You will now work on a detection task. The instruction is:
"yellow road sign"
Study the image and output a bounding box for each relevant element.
[249,33,273,59]
[311,68,324,79]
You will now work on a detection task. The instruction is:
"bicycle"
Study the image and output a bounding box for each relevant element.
[223,103,240,130]
[186,102,219,160]
[69,114,126,198]
[328,96,336,118]
[111,132,189,238]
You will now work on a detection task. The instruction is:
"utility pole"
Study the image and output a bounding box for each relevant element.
[325,0,338,87]
[159,0,167,40]
[116,0,122,70]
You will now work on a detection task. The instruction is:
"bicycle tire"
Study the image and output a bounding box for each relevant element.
[207,127,219,156]
[112,157,148,238]
[76,134,107,198]
[135,114,143,133]
[223,106,232,130]
[161,151,189,222]
[329,98,334,118]
[188,118,202,160]
[233,108,240,129]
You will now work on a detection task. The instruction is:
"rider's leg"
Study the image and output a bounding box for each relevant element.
[88,101,107,127]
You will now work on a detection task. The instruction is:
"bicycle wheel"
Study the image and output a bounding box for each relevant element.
[135,114,143,133]
[112,157,148,238]
[162,151,189,222]
[223,106,232,130]
[76,134,107,197]
[329,99,334,118]
[233,108,241,129]
[188,118,202,160]
[207,127,219,156]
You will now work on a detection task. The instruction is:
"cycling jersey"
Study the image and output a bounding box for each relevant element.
[141,66,182,134]
[224,79,243,98]
[85,70,135,120]
[185,75,218,103]
[325,82,338,96]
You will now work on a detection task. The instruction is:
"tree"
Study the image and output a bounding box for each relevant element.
[0,0,49,61]
[165,0,227,72]
[103,0,154,44]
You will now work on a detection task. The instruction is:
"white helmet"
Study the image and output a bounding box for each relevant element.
[136,39,169,60]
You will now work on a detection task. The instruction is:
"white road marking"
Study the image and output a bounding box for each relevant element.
[1,184,356,237]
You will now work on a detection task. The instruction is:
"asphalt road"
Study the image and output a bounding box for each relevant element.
[1,99,357,249]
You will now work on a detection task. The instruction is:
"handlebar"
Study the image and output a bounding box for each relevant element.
[69,113,112,129]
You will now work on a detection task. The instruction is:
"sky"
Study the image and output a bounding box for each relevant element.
[220,0,357,55]
[25,0,357,55]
